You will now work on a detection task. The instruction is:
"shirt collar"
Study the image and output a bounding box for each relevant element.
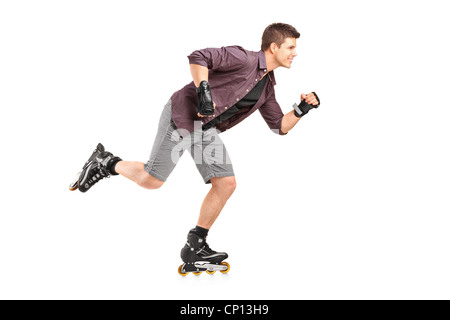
[258,50,276,85]
[258,50,267,70]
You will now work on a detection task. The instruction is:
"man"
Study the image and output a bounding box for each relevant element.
[70,23,320,275]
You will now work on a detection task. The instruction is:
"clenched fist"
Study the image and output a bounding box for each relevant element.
[293,92,320,118]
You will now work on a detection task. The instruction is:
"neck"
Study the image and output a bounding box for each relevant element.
[264,50,279,72]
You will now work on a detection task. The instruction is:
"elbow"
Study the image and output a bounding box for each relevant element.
[277,117,288,135]
[271,127,288,135]
[278,128,288,135]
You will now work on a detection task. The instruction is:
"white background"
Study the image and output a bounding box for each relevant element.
[1,0,449,300]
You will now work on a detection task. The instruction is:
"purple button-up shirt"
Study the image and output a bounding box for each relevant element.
[170,46,286,137]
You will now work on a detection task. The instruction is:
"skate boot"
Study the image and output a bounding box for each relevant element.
[178,229,230,276]
[69,143,122,192]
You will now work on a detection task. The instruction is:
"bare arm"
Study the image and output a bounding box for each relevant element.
[281,93,319,134]
[281,110,302,134]
[190,64,209,87]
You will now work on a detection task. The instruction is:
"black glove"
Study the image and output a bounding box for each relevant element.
[293,92,320,118]
[196,80,215,116]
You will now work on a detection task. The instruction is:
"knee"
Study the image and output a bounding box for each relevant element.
[139,173,164,190]
[211,176,237,196]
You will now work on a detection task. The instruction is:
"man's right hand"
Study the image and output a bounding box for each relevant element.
[196,81,215,117]
[293,92,320,118]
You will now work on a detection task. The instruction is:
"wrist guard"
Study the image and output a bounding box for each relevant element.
[196,81,215,116]
[293,91,320,118]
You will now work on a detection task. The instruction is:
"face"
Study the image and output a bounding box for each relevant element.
[273,37,297,68]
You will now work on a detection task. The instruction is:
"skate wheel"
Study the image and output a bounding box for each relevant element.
[220,261,230,274]
[69,181,79,191]
[178,265,188,276]
[206,270,216,275]
[193,271,202,276]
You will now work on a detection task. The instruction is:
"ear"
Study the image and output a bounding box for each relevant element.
[270,42,278,54]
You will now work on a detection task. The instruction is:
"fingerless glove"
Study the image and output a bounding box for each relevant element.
[293,92,320,118]
[196,81,215,116]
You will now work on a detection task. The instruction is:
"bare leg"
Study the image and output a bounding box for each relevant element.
[115,163,235,229]
[114,161,164,189]
[197,176,236,229]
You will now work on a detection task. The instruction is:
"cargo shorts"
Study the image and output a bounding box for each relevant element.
[144,100,235,184]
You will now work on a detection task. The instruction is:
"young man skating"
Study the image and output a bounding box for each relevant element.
[70,23,320,275]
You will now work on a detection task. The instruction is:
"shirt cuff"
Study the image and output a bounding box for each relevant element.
[187,56,209,68]
[276,116,288,135]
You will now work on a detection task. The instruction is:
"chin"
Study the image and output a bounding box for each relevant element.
[284,60,293,68]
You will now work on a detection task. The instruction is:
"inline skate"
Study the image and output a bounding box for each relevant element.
[178,229,230,276]
[69,143,121,192]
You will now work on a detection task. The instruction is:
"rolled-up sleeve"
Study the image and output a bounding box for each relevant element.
[187,46,249,72]
[259,89,287,135]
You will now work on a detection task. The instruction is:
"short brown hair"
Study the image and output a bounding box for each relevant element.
[261,23,300,51]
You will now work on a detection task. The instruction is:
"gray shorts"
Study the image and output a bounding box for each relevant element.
[144,100,234,184]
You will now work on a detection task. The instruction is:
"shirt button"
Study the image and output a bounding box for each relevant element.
[225,107,228,109]
[213,115,216,117]
[246,89,249,92]
[255,79,258,81]
[264,69,267,72]
[236,98,239,101]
